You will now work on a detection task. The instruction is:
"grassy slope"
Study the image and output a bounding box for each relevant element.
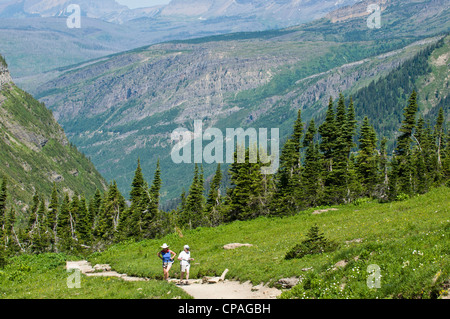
[89,186,450,299]
[0,254,191,299]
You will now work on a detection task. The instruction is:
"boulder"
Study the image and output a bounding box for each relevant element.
[223,243,253,250]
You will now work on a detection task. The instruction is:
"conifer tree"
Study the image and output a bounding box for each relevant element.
[77,196,92,245]
[4,208,20,254]
[356,117,378,197]
[390,91,419,198]
[377,137,389,199]
[273,110,304,215]
[182,164,206,229]
[32,200,50,253]
[27,194,40,234]
[141,160,162,238]
[434,108,445,180]
[70,194,80,238]
[205,164,223,226]
[96,181,125,242]
[47,183,59,234]
[0,176,7,224]
[301,119,324,207]
[57,193,74,252]
[319,97,338,172]
[89,189,102,234]
[227,147,268,221]
[130,159,144,205]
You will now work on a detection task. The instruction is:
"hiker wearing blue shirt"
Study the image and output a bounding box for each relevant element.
[157,243,176,281]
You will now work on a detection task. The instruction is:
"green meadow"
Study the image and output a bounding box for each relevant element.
[1,186,448,299]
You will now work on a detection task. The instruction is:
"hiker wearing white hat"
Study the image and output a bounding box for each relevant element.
[157,243,176,281]
[178,245,194,285]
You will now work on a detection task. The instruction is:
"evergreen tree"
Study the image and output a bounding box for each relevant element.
[77,196,92,245]
[377,137,389,199]
[319,97,338,172]
[356,117,379,197]
[320,94,357,204]
[89,189,102,231]
[47,183,59,234]
[301,119,324,207]
[130,159,144,204]
[142,160,163,238]
[0,176,7,225]
[182,164,206,229]
[205,164,223,226]
[27,194,40,234]
[390,91,419,198]
[56,193,75,252]
[96,181,125,242]
[4,208,20,254]
[434,108,445,181]
[32,200,50,253]
[272,110,304,215]
[227,147,268,221]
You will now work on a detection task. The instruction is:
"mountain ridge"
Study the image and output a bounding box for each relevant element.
[19,0,450,200]
[0,61,107,210]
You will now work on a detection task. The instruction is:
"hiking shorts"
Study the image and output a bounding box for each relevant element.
[180,263,190,273]
[163,261,173,269]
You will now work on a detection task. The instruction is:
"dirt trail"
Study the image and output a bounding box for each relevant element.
[177,280,281,299]
[66,261,281,299]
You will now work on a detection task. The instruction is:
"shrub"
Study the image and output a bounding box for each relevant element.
[285,225,338,260]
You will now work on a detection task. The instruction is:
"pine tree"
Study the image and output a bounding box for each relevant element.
[272,110,304,215]
[141,159,162,239]
[356,117,378,197]
[130,159,145,205]
[390,91,419,198]
[301,119,324,207]
[182,164,206,229]
[320,94,357,204]
[226,146,269,221]
[77,196,92,245]
[377,137,389,200]
[89,189,102,231]
[32,200,50,253]
[0,176,7,225]
[57,193,74,252]
[205,164,223,226]
[4,208,20,254]
[96,181,125,242]
[47,183,59,233]
[27,194,40,234]
[319,97,338,172]
[434,108,445,181]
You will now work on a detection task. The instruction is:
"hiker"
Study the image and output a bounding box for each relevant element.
[157,243,176,281]
[178,245,194,285]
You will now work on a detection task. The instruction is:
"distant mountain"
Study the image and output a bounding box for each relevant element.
[0,0,360,79]
[0,0,359,23]
[0,56,107,210]
[32,0,450,201]
[159,0,359,24]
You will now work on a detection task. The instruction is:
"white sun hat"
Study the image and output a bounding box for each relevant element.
[184,245,190,250]
[161,243,169,249]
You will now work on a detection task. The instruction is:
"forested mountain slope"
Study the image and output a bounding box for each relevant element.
[32,0,450,200]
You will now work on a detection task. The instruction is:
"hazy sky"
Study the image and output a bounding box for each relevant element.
[115,0,171,9]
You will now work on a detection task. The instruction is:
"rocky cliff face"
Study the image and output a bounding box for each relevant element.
[0,61,106,209]
[326,0,388,23]
[0,64,12,88]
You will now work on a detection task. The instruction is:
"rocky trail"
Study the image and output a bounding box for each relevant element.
[66,260,282,299]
